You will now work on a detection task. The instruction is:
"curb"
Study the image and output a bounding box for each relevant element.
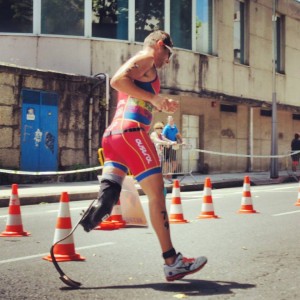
[0,175,296,208]
[0,179,244,207]
[0,192,98,208]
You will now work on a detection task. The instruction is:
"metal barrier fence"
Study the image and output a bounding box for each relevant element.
[97,146,300,183]
[160,144,197,182]
[1,148,299,180]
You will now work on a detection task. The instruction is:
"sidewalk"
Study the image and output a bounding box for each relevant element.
[0,171,297,207]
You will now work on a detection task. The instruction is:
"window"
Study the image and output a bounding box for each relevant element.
[0,0,216,53]
[292,114,300,121]
[220,104,237,113]
[260,110,272,117]
[41,0,84,36]
[0,0,218,53]
[170,0,192,49]
[233,0,248,64]
[0,0,33,33]
[196,0,214,54]
[135,0,164,43]
[275,14,285,73]
[92,0,128,40]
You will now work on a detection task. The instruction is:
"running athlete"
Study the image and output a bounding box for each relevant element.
[80,30,207,281]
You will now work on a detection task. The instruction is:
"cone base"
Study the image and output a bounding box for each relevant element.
[0,231,30,237]
[237,209,257,214]
[197,214,219,219]
[169,219,189,224]
[111,221,126,228]
[109,218,126,228]
[43,253,85,262]
[95,222,119,230]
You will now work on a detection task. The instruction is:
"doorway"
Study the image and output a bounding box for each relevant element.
[20,89,58,171]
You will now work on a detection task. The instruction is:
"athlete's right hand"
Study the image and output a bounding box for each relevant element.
[151,95,165,111]
[151,95,179,113]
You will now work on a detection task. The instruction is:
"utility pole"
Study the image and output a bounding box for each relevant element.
[270,0,278,178]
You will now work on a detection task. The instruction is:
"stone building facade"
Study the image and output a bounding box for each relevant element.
[0,0,300,175]
[0,64,106,182]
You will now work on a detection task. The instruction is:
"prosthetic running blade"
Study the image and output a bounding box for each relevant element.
[50,199,97,288]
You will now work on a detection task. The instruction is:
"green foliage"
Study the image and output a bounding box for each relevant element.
[10,0,33,23]
[135,0,164,31]
[0,0,33,32]
[92,0,164,41]
[93,0,122,24]
[196,16,202,36]
[41,0,84,35]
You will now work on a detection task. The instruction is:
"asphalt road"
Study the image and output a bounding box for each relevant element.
[0,183,300,300]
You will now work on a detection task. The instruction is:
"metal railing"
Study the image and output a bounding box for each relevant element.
[160,143,197,182]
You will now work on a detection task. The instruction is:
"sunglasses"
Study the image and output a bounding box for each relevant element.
[163,44,173,60]
[155,127,163,130]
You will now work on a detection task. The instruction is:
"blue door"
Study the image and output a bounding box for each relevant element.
[20,89,58,171]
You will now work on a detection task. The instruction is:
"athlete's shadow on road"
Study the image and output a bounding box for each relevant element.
[61,279,255,296]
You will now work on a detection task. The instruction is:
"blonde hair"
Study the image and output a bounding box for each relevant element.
[153,122,164,129]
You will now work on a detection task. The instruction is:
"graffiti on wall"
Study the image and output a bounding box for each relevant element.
[45,132,55,154]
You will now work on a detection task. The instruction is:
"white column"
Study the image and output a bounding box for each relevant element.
[165,0,170,33]
[33,0,41,34]
[85,0,92,38]
[128,0,135,42]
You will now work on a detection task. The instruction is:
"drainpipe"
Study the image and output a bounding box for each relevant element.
[270,0,278,178]
[94,73,110,128]
[88,73,110,168]
[88,96,93,167]
[88,73,109,171]
[104,73,110,128]
[249,107,254,172]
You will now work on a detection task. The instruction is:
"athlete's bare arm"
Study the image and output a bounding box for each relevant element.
[111,52,156,99]
[111,50,178,113]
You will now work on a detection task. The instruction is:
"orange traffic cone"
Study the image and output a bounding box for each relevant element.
[95,200,125,230]
[108,200,126,228]
[294,182,300,206]
[0,184,30,237]
[95,220,118,230]
[43,192,85,262]
[197,177,219,219]
[169,180,188,224]
[238,176,257,213]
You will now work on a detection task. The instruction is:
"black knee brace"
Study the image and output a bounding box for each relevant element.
[80,179,121,232]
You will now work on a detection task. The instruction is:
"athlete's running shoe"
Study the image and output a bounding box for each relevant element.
[164,253,207,282]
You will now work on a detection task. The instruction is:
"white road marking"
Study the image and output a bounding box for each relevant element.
[0,242,114,265]
[180,195,223,200]
[261,186,298,191]
[272,210,300,217]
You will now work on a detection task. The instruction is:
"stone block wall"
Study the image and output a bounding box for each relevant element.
[0,64,106,176]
